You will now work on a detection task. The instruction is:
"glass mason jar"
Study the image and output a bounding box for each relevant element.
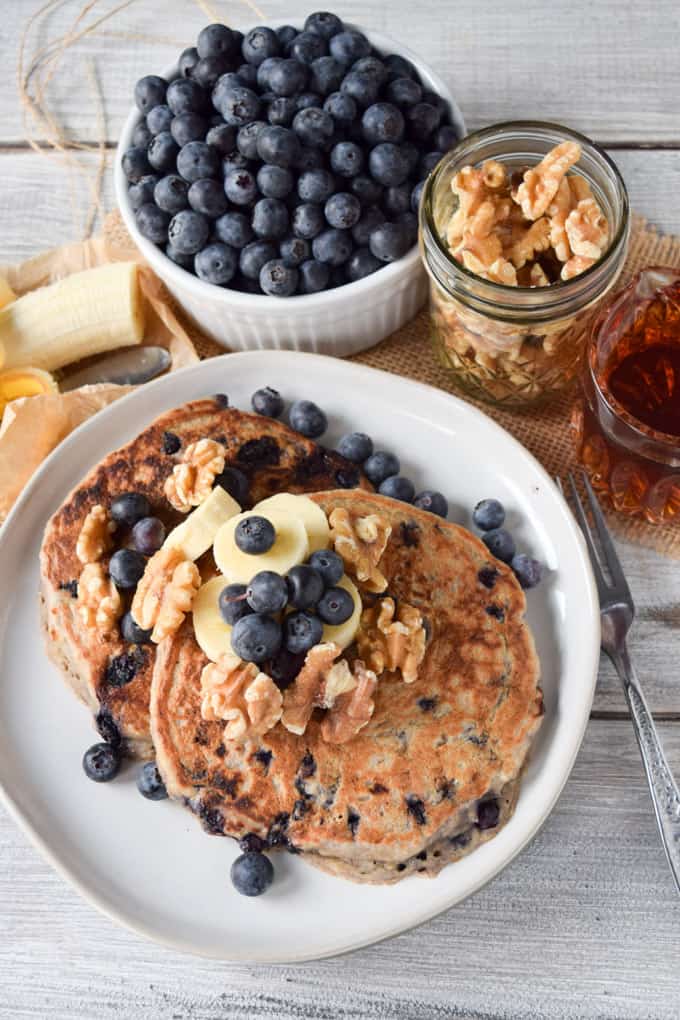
[419,121,630,408]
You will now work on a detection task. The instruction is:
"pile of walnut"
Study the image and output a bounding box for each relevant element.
[447,141,610,286]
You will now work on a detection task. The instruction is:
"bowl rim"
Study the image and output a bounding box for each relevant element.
[114,21,466,312]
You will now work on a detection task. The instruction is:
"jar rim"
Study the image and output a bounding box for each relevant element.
[420,120,630,319]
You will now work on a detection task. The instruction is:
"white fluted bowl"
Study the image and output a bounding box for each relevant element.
[114,24,465,356]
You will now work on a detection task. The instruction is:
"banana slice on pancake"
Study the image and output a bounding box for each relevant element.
[214,509,309,583]
[192,576,233,661]
[321,575,361,650]
[253,493,330,553]
[165,487,240,561]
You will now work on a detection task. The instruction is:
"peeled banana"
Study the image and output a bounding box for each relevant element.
[253,493,330,553]
[192,576,233,661]
[0,262,145,373]
[164,487,241,561]
[0,367,57,417]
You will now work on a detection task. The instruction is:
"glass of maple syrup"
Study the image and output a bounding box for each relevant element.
[573,267,680,524]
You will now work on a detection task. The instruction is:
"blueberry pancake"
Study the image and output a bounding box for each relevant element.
[40,399,368,758]
[150,491,543,883]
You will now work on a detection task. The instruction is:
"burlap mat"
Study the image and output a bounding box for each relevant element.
[104,211,680,559]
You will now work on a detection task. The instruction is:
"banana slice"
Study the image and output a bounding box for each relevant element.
[164,487,240,561]
[214,509,309,583]
[192,576,233,661]
[322,575,362,650]
[253,493,330,553]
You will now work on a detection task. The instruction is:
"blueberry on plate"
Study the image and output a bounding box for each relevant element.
[286,564,324,610]
[298,258,330,293]
[347,247,382,282]
[368,143,410,187]
[414,490,448,518]
[195,242,238,285]
[109,549,147,590]
[482,528,516,564]
[308,548,344,587]
[131,516,166,555]
[337,431,373,463]
[120,611,152,645]
[378,475,415,503]
[83,742,121,783]
[329,140,364,178]
[251,386,284,418]
[369,221,413,262]
[284,610,323,654]
[511,553,543,590]
[188,178,228,218]
[260,258,298,296]
[110,491,151,527]
[317,585,354,625]
[312,228,353,266]
[247,570,289,613]
[289,399,327,438]
[122,146,151,184]
[170,111,208,147]
[214,210,254,248]
[128,175,159,212]
[242,26,281,66]
[473,498,506,531]
[297,168,335,204]
[324,192,361,230]
[214,465,250,504]
[231,851,274,896]
[231,613,282,663]
[154,175,189,215]
[304,11,343,40]
[147,131,179,174]
[137,761,168,800]
[218,582,254,625]
[134,74,167,114]
[239,240,278,280]
[363,450,400,486]
[177,140,220,181]
[362,102,405,145]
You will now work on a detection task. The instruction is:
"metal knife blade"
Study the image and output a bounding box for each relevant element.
[60,346,171,391]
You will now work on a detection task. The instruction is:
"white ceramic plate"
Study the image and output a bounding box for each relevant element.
[0,352,599,962]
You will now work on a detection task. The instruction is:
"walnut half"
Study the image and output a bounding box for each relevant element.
[200,653,282,743]
[321,660,377,744]
[131,545,200,643]
[164,438,225,513]
[329,509,391,593]
[77,562,122,633]
[76,505,115,564]
[357,597,427,684]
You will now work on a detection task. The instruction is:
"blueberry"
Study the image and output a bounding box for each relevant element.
[235,64,258,88]
[154,175,189,214]
[168,209,210,254]
[212,84,261,126]
[292,203,324,241]
[252,198,290,241]
[267,647,306,689]
[122,145,151,183]
[192,56,229,90]
[242,26,281,66]
[304,11,343,39]
[170,111,207,147]
[257,163,294,199]
[384,53,418,81]
[477,798,500,830]
[221,150,251,175]
[165,242,194,268]
[250,387,283,418]
[276,24,298,47]
[472,498,506,531]
[351,204,385,246]
[260,259,298,296]
[223,168,257,205]
[179,47,199,78]
[363,450,400,486]
[324,192,361,230]
[312,228,353,266]
[329,30,371,65]
[147,131,179,173]
[110,492,151,526]
[368,142,410,186]
[337,431,373,463]
[435,123,460,151]
[295,145,326,172]
[128,174,158,211]
[177,140,220,181]
[347,246,381,281]
[414,490,448,518]
[292,107,334,147]
[83,742,121,783]
[308,548,344,587]
[247,571,288,613]
[289,399,327,437]
[198,23,239,61]
[385,76,422,107]
[511,553,543,590]
[309,55,345,95]
[378,475,415,502]
[295,91,323,111]
[146,104,173,135]
[95,709,121,747]
[137,761,168,800]
[132,516,166,555]
[269,58,308,97]
[280,236,310,268]
[411,179,425,214]
[218,583,253,625]
[230,851,274,896]
[297,168,335,204]
[286,564,324,610]
[195,242,237,285]
[235,514,275,554]
[398,211,419,244]
[256,125,301,169]
[401,141,420,174]
[353,56,389,86]
[420,150,444,179]
[340,70,379,108]
[257,56,283,90]
[188,177,228,218]
[298,259,330,293]
[284,610,323,654]
[267,96,298,126]
[362,103,405,145]
[109,548,147,590]
[167,78,206,116]
[317,586,354,625]
[134,75,167,114]
[214,465,250,504]
[384,183,411,216]
[290,31,327,66]
[324,90,357,124]
[369,221,412,262]
[231,613,282,663]
[120,611,152,644]
[405,101,441,141]
[205,122,237,154]
[239,240,278,279]
[330,140,364,178]
[482,528,516,564]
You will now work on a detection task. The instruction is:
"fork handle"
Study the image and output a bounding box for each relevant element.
[610,641,680,893]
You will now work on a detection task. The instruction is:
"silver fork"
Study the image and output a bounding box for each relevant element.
[563,470,680,894]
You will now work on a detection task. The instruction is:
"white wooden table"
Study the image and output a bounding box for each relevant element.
[2,2,680,1016]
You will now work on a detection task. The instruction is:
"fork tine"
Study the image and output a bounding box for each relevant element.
[579,470,631,596]
[566,472,610,599]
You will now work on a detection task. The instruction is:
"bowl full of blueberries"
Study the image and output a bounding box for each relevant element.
[115,12,465,356]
